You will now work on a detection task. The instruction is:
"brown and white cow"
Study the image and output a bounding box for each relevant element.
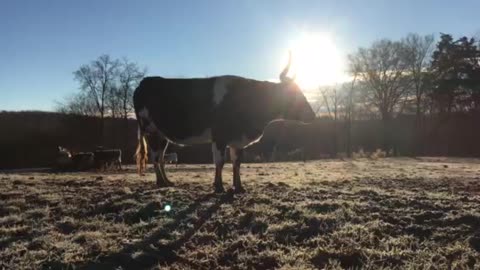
[134,53,315,193]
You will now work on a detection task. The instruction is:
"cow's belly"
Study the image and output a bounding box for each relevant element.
[228,134,263,149]
[170,128,212,146]
[138,107,213,146]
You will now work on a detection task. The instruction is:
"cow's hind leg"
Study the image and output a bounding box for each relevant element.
[147,135,172,187]
[160,141,173,186]
[230,147,246,193]
[212,142,226,193]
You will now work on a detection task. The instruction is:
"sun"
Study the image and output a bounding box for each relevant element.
[285,32,347,90]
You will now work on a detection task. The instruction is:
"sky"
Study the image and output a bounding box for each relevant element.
[1,0,479,111]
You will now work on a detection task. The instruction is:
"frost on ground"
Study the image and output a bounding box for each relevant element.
[1,158,480,269]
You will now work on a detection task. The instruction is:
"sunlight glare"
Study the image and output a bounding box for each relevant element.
[286,32,347,90]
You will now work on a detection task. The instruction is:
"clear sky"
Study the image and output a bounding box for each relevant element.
[1,0,479,111]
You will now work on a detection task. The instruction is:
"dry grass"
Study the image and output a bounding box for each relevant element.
[1,158,480,269]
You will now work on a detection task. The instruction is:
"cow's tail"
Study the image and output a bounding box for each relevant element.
[135,126,148,175]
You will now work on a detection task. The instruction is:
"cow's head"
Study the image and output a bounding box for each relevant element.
[277,52,316,123]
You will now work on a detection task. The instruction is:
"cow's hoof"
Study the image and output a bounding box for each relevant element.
[233,186,246,194]
[214,185,225,193]
[164,179,174,186]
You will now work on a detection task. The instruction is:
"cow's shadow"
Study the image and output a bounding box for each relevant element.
[44,189,235,270]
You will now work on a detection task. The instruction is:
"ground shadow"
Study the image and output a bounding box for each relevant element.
[42,190,235,269]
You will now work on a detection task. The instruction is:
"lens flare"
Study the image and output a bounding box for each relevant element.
[164,204,172,212]
[286,32,348,90]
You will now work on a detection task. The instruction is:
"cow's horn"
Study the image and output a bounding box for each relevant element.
[280,51,293,83]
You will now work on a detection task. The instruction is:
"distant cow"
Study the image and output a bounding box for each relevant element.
[71,152,94,170]
[286,148,306,162]
[93,149,122,170]
[55,146,73,170]
[254,155,264,163]
[134,52,315,192]
[164,153,178,166]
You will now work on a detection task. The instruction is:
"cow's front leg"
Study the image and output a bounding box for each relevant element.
[230,147,246,193]
[212,142,226,193]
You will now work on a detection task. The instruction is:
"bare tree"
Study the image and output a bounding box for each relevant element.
[348,39,412,152]
[73,54,120,141]
[55,92,98,116]
[402,33,435,155]
[118,58,147,120]
[319,85,341,156]
[344,74,358,157]
[320,85,340,121]
[403,34,434,117]
[107,85,121,119]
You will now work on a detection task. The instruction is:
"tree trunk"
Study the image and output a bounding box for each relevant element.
[100,95,105,146]
[381,110,391,155]
[333,113,337,158]
[346,118,352,158]
[123,90,129,148]
[413,97,422,156]
[100,110,105,146]
[344,103,353,158]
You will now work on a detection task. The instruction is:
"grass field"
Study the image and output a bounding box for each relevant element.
[1,158,480,269]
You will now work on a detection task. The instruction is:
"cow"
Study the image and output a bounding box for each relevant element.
[93,149,122,170]
[133,52,315,193]
[71,152,95,170]
[55,147,95,171]
[55,146,73,170]
[253,155,264,163]
[286,148,306,162]
[164,152,178,166]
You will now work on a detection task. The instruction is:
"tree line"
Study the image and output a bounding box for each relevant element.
[319,33,480,156]
[57,32,480,156]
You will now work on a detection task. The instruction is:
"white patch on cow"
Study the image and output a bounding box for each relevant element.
[229,134,263,149]
[213,76,234,105]
[212,143,224,165]
[176,128,212,145]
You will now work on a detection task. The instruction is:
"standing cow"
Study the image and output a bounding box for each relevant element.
[55,146,73,170]
[54,147,95,171]
[93,149,122,170]
[134,53,315,193]
[72,152,95,170]
[164,152,178,166]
